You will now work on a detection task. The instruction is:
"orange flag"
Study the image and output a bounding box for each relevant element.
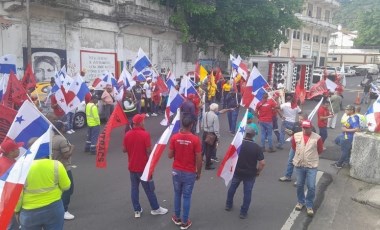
[96,103,129,168]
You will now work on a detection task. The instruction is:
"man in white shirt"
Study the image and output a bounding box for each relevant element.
[277,95,302,149]
[143,77,156,117]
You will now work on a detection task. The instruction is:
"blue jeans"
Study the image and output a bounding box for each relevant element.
[135,100,141,114]
[295,167,317,208]
[62,170,74,212]
[172,169,197,223]
[284,148,295,178]
[334,134,344,146]
[85,125,100,152]
[337,138,353,166]
[279,120,295,147]
[272,116,280,142]
[20,200,64,230]
[226,175,256,215]
[360,92,369,104]
[259,121,273,149]
[64,112,74,131]
[227,108,239,133]
[129,172,159,212]
[319,127,328,143]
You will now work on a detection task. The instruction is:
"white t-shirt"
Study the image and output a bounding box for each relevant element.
[280,102,301,122]
[143,82,152,98]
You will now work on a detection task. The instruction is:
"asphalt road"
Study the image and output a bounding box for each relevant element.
[63,75,372,230]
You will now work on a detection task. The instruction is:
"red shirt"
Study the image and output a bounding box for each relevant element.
[0,156,15,176]
[169,131,201,173]
[123,127,151,172]
[51,95,65,117]
[256,99,277,122]
[317,106,330,128]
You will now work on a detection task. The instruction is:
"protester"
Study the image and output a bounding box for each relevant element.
[360,74,372,104]
[327,91,342,129]
[101,84,115,121]
[0,139,23,176]
[354,106,367,131]
[51,95,65,121]
[225,126,265,219]
[331,105,360,168]
[85,95,100,154]
[225,89,241,135]
[64,109,75,134]
[236,112,259,141]
[277,95,302,149]
[317,99,333,143]
[122,90,137,131]
[202,103,220,170]
[292,120,323,217]
[168,116,202,229]
[123,114,168,218]
[132,81,144,114]
[271,93,281,145]
[222,80,232,108]
[255,93,277,152]
[51,121,75,220]
[15,149,71,230]
[181,94,197,134]
[143,77,155,116]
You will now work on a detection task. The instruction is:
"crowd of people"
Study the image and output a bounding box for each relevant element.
[1,68,368,229]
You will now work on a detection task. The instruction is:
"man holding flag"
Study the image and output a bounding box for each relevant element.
[224,126,265,219]
[168,116,202,229]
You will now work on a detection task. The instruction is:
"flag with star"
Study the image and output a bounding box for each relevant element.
[21,63,37,91]
[365,96,380,133]
[6,100,50,157]
[217,109,249,186]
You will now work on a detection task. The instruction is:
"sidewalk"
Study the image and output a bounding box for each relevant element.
[309,159,380,230]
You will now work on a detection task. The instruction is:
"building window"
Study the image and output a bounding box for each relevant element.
[313,35,319,43]
[281,29,289,38]
[293,30,301,39]
[303,33,310,41]
[316,7,322,19]
[332,57,338,61]
[325,10,330,22]
[307,3,313,17]
[321,37,328,44]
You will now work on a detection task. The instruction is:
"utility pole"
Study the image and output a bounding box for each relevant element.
[26,0,31,64]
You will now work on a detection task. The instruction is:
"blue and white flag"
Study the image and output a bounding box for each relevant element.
[119,67,136,90]
[366,96,380,132]
[0,75,9,101]
[166,71,177,90]
[133,48,151,73]
[0,54,17,74]
[160,87,184,126]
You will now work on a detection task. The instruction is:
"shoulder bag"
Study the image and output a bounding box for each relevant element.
[204,112,217,145]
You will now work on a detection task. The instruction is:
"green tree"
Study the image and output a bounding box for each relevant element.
[152,0,302,56]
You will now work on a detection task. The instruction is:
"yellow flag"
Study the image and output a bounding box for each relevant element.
[199,65,208,82]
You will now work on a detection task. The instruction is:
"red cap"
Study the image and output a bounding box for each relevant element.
[0,139,24,154]
[132,114,146,124]
[301,120,312,128]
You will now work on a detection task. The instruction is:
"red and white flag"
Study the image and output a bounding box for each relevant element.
[217,109,249,186]
[141,109,181,181]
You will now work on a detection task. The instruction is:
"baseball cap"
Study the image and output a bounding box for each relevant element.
[345,105,355,111]
[146,77,152,81]
[247,112,254,119]
[132,114,146,124]
[301,120,312,128]
[0,139,24,154]
[245,126,256,135]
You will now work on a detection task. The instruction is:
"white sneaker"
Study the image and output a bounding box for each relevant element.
[66,130,73,134]
[70,129,75,133]
[151,113,158,117]
[151,206,168,215]
[64,211,75,220]
[145,114,150,117]
[135,208,143,218]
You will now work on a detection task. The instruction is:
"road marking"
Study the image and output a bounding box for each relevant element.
[280,171,323,230]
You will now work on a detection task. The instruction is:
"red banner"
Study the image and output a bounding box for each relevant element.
[0,105,17,143]
[3,71,28,108]
[21,64,37,90]
[307,80,328,99]
[96,103,129,168]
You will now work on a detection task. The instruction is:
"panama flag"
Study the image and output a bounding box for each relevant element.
[366,97,380,132]
[230,54,248,80]
[6,100,50,157]
[119,67,136,90]
[166,71,177,89]
[0,126,51,229]
[250,66,268,92]
[133,48,151,73]
[218,110,249,186]
[160,87,184,126]
[179,75,198,97]
[370,83,380,96]
[0,54,17,74]
[0,74,9,102]
[141,109,181,181]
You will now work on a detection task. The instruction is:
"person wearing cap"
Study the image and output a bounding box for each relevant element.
[15,139,71,230]
[0,139,23,176]
[277,95,302,149]
[292,120,323,217]
[123,113,168,218]
[101,84,115,121]
[143,77,155,117]
[225,126,265,219]
[51,121,75,220]
[168,116,202,229]
[317,99,333,143]
[332,105,360,169]
[255,93,278,153]
[225,88,242,135]
[132,81,144,114]
[222,80,232,109]
[85,95,100,154]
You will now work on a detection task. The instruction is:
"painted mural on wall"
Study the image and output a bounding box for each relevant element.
[80,50,117,83]
[23,48,67,82]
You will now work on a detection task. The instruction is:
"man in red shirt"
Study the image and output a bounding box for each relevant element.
[169,116,202,230]
[317,100,333,143]
[123,114,168,218]
[255,93,277,152]
[0,139,23,176]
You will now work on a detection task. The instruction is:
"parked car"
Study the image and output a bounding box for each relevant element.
[343,66,356,77]
[355,64,379,76]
